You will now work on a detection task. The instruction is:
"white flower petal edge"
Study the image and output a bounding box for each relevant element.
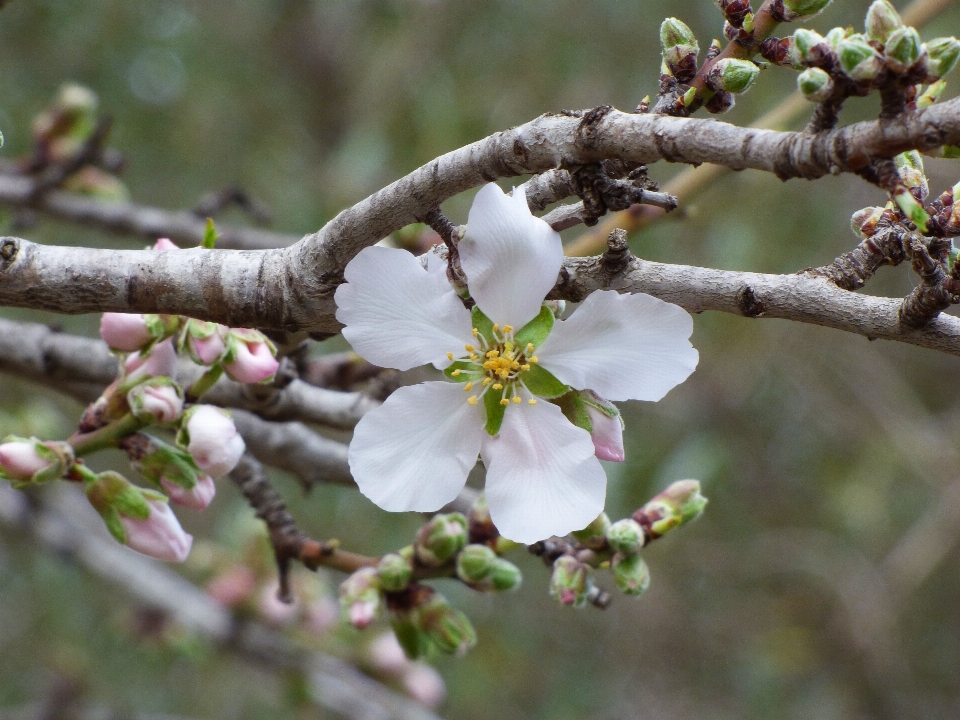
[459,183,564,330]
[480,401,607,544]
[335,246,474,371]
[349,382,484,512]
[537,290,699,402]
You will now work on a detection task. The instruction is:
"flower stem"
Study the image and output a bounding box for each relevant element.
[69,413,146,456]
[186,364,223,401]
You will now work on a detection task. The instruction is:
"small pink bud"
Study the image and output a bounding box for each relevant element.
[154,238,178,251]
[304,597,340,635]
[125,338,178,381]
[206,565,257,607]
[258,581,298,626]
[348,599,379,629]
[186,405,245,478]
[100,313,153,351]
[368,633,412,674]
[0,441,50,481]
[120,498,193,562]
[161,473,215,510]
[130,383,183,424]
[585,405,625,462]
[224,336,279,384]
[402,665,446,709]
[190,329,226,365]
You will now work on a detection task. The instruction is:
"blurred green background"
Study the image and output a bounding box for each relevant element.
[1,0,960,718]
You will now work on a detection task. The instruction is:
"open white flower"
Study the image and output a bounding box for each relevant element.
[335,183,698,544]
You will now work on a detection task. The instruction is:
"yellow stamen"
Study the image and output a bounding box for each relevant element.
[467,395,479,406]
[529,356,539,363]
[511,361,520,370]
[482,377,493,386]
[512,396,521,404]
[521,364,531,371]
[446,352,454,361]
[492,323,499,333]
[451,369,461,377]
[503,325,514,333]
[470,353,478,361]
[486,349,499,358]
[471,327,479,337]
[526,343,534,354]
[492,383,503,390]
[500,398,510,406]
[528,399,537,406]
[463,382,473,391]
[465,344,475,352]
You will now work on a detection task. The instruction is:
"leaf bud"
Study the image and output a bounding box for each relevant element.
[797,67,835,102]
[706,58,760,94]
[660,18,699,81]
[377,553,413,592]
[780,0,833,21]
[850,206,885,238]
[925,37,960,79]
[895,150,929,201]
[612,554,651,596]
[549,556,590,608]
[788,29,827,66]
[837,35,883,81]
[339,567,382,629]
[884,27,923,73]
[634,479,707,539]
[605,518,646,555]
[660,17,698,53]
[705,89,736,114]
[865,0,903,44]
[414,512,468,566]
[415,591,477,655]
[824,27,849,50]
[893,190,930,232]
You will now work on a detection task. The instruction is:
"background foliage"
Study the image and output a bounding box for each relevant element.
[1,1,959,718]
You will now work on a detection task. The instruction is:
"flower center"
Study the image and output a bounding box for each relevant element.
[446,323,539,408]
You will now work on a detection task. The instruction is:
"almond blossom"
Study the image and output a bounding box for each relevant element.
[335,183,698,544]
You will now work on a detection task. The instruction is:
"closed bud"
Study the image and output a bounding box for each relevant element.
[634,479,708,539]
[925,37,960,78]
[100,313,154,352]
[127,378,184,424]
[414,512,468,566]
[865,0,902,43]
[339,567,382,629]
[660,18,698,53]
[489,559,522,592]
[161,474,215,511]
[124,338,178,384]
[612,554,651,596]
[581,392,625,462]
[781,0,833,21]
[178,405,246,478]
[660,18,699,81]
[183,320,226,365]
[606,518,646,554]
[705,89,736,114]
[0,437,73,486]
[416,591,477,655]
[456,544,499,584]
[895,150,929,201]
[837,36,882,80]
[571,512,611,550]
[884,27,922,73]
[549,556,590,608]
[154,237,178,251]
[797,67,834,102]
[707,58,760,94]
[378,553,413,592]
[124,433,213,511]
[850,206,885,238]
[223,329,279,384]
[893,190,930,232]
[788,29,826,66]
[824,27,849,50]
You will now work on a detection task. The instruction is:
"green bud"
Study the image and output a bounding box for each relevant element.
[865,0,902,44]
[414,512,468,566]
[850,206,885,238]
[416,592,477,655]
[339,567,382,629]
[605,518,646,554]
[635,480,708,539]
[895,150,928,201]
[824,27,849,50]
[708,58,760,94]
[926,37,960,78]
[837,36,882,80]
[884,27,922,72]
[789,29,826,66]
[660,18,698,54]
[456,544,499,584]
[781,0,833,21]
[571,512,611,550]
[377,553,413,592]
[660,19,699,81]
[612,554,651,596]
[893,190,930,232]
[489,559,522,592]
[797,67,834,102]
[916,79,946,108]
[391,617,429,660]
[549,556,590,608]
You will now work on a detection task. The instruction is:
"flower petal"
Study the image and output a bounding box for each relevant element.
[335,246,473,371]
[480,401,606,544]
[537,290,698,402]
[458,183,563,329]
[349,381,483,512]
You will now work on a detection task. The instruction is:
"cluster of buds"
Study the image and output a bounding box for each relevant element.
[922,180,960,240]
[122,433,216,511]
[390,586,477,659]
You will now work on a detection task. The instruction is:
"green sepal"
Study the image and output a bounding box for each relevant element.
[556,391,593,433]
[137,437,201,490]
[521,364,569,399]
[484,387,506,435]
[202,218,219,249]
[470,306,495,341]
[392,618,428,660]
[102,509,126,543]
[514,305,555,350]
[443,360,481,381]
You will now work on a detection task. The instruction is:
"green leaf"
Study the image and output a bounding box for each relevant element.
[522,364,569,399]
[470,306,495,341]
[484,387,506,435]
[443,360,481,380]
[202,217,219,249]
[514,306,555,350]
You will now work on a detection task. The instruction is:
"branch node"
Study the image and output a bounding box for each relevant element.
[601,228,632,274]
[736,285,765,317]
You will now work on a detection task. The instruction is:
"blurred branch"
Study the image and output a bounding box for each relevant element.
[0,483,445,720]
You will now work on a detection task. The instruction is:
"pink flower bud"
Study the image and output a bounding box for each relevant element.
[120,497,193,563]
[186,405,245,478]
[161,473,215,510]
[129,383,184,424]
[206,565,257,607]
[585,405,625,462]
[125,338,178,381]
[100,313,153,351]
[0,441,51,481]
[402,665,446,709]
[190,328,226,365]
[224,335,279,384]
[348,599,379,629]
[258,581,298,626]
[368,632,412,674]
[154,237,178,251]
